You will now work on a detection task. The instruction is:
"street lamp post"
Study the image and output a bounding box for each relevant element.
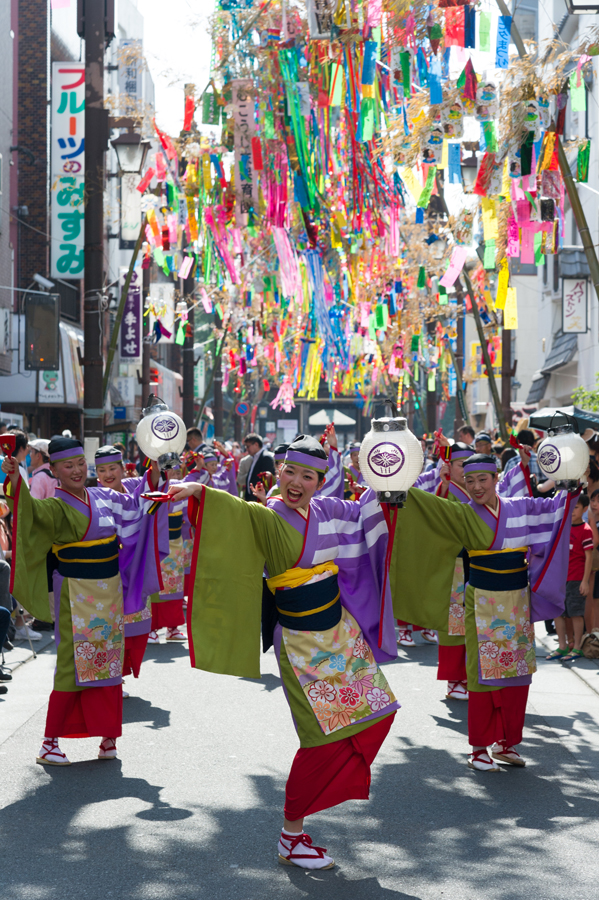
[111,131,151,174]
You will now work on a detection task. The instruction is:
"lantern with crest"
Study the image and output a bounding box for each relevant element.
[136,394,186,470]
[536,413,588,490]
[359,417,423,506]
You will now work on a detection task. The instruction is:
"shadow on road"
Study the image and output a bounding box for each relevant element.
[2,706,599,900]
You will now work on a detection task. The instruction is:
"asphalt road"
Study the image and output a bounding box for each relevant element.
[2,626,599,900]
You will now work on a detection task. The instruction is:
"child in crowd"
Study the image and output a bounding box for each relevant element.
[586,490,599,631]
[547,494,593,662]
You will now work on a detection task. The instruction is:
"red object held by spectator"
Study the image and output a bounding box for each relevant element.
[0,435,16,458]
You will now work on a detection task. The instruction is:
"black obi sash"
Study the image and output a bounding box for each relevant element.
[468,550,528,591]
[168,512,183,540]
[458,547,470,582]
[261,574,341,652]
[54,535,120,580]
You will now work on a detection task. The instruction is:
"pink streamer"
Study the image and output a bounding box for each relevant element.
[272,226,301,300]
[439,246,468,288]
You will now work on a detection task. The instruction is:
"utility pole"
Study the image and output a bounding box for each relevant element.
[213,308,224,440]
[182,273,195,426]
[79,0,113,443]
[501,328,514,432]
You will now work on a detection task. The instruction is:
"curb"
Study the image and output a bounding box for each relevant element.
[536,625,599,699]
[2,631,55,675]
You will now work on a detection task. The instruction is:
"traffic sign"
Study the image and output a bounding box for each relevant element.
[235,401,249,416]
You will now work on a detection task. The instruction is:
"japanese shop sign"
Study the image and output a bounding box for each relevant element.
[118,39,142,115]
[51,63,85,279]
[119,267,142,364]
[562,278,588,334]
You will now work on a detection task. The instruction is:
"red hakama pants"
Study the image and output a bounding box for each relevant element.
[45,686,123,739]
[283,714,395,821]
[437,644,467,682]
[151,598,185,630]
[468,685,529,747]
[396,619,423,632]
[123,633,149,678]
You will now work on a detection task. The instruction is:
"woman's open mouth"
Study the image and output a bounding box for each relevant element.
[287,488,302,502]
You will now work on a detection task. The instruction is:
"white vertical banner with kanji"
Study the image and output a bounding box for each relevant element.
[119,267,142,364]
[51,63,85,279]
[232,79,258,227]
[562,278,588,334]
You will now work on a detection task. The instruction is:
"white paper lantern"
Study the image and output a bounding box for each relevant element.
[136,396,186,465]
[359,417,424,505]
[537,428,588,484]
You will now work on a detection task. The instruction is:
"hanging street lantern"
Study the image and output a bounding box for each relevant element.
[359,417,424,507]
[136,394,187,470]
[111,131,151,174]
[537,416,589,489]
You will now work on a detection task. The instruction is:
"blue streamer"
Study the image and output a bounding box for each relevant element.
[448,142,461,184]
[442,48,450,80]
[429,56,442,105]
[417,47,428,87]
[496,16,511,69]
[361,41,377,85]
[464,7,476,49]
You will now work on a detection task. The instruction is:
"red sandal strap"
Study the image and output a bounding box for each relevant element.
[39,740,65,759]
[281,833,328,860]
[471,749,492,761]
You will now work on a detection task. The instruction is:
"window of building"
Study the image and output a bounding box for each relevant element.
[55,279,81,323]
[513,0,538,42]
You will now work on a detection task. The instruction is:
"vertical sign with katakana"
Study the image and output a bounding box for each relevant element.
[562,278,588,334]
[119,267,142,364]
[51,63,85,279]
[232,79,258,228]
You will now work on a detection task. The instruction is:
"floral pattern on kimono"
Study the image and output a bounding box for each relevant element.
[159,536,185,597]
[448,557,466,636]
[69,575,124,683]
[283,608,396,736]
[474,587,537,680]
[123,595,151,626]
[183,538,193,571]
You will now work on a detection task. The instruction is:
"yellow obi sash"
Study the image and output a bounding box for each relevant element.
[266,561,339,593]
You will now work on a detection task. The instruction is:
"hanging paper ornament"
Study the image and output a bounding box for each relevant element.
[476,82,498,122]
[423,127,444,165]
[577,140,590,183]
[455,209,474,246]
[537,94,551,129]
[442,99,464,139]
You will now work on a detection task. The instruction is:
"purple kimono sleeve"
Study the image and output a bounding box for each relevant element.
[497,462,531,499]
[527,491,579,621]
[317,449,345,500]
[413,467,440,493]
[316,491,397,664]
[109,472,165,615]
[212,460,238,495]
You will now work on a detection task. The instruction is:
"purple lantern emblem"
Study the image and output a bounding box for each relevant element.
[367,441,405,478]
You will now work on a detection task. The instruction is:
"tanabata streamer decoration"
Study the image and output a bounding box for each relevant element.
[124,0,594,429]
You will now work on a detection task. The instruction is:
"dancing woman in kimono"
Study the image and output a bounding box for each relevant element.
[169,435,400,870]
[2,438,161,765]
[95,445,167,683]
[462,454,578,772]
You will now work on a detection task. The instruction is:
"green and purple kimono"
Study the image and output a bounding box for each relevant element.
[6,475,159,737]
